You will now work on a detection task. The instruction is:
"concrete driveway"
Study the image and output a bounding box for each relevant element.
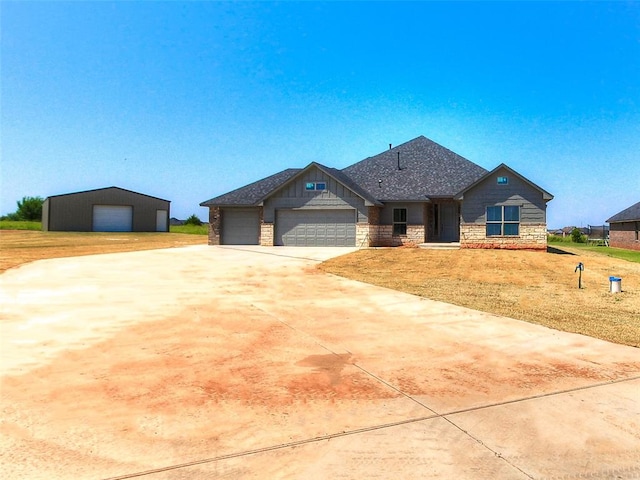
[1,245,639,479]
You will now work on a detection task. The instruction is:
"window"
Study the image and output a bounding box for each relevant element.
[486,205,520,236]
[305,182,326,191]
[636,222,639,241]
[497,176,508,185]
[393,208,407,235]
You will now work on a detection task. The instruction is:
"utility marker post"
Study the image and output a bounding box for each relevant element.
[575,262,584,289]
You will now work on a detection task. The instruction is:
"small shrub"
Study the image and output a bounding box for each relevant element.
[184,214,203,226]
[16,196,44,221]
[571,227,586,243]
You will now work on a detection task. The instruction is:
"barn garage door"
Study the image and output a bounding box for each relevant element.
[93,205,133,232]
[221,208,260,245]
[276,209,356,246]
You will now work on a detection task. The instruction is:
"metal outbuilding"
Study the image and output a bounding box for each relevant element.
[42,187,170,232]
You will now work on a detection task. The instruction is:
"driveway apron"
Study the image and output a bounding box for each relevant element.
[1,245,639,479]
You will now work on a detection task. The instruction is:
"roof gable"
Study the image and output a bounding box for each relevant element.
[341,136,488,201]
[454,164,553,201]
[199,162,381,207]
[607,201,640,223]
[199,169,301,207]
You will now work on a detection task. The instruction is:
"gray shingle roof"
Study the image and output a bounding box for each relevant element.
[199,168,301,206]
[316,164,382,206]
[341,136,488,201]
[607,201,640,223]
[200,136,492,206]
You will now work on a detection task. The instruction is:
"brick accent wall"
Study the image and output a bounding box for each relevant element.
[368,206,381,225]
[260,223,274,246]
[609,224,640,251]
[207,207,221,245]
[460,223,547,250]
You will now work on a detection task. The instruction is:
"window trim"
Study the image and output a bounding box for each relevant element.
[393,208,407,236]
[486,205,520,237]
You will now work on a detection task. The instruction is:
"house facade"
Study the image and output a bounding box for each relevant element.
[42,187,170,232]
[201,136,553,249]
[606,201,640,251]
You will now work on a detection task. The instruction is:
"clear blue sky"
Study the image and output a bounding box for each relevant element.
[2,1,639,228]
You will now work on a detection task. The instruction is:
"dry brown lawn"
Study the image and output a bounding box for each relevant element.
[0,230,206,273]
[320,247,640,348]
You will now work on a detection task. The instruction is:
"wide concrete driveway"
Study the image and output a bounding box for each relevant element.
[1,245,639,479]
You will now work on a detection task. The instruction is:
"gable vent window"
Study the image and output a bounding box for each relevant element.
[497,176,509,185]
[486,205,520,236]
[305,182,327,191]
[393,208,407,235]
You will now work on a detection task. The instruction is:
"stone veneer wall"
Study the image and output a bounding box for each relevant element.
[460,223,547,250]
[367,225,425,247]
[260,223,274,246]
[207,207,221,245]
[356,223,370,247]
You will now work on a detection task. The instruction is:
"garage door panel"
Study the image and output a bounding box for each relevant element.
[93,205,133,232]
[276,209,356,247]
[222,208,260,245]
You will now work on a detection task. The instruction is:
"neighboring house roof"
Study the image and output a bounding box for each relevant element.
[606,201,640,223]
[454,163,554,201]
[341,136,488,201]
[200,169,302,207]
[45,186,170,203]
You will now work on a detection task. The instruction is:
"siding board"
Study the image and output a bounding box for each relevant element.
[460,169,546,224]
[264,166,368,223]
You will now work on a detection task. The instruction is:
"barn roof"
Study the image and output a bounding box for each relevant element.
[45,186,170,203]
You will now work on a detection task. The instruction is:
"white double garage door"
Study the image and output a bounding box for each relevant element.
[221,208,356,246]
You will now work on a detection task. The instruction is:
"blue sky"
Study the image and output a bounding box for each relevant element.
[2,1,639,228]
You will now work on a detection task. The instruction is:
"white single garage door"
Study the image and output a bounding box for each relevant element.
[221,208,260,245]
[93,205,133,232]
[276,209,356,246]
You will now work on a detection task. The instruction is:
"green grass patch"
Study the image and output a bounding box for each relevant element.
[0,221,42,230]
[170,224,208,235]
[547,234,573,243]
[553,243,640,263]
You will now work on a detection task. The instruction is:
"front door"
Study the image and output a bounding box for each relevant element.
[440,203,459,242]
